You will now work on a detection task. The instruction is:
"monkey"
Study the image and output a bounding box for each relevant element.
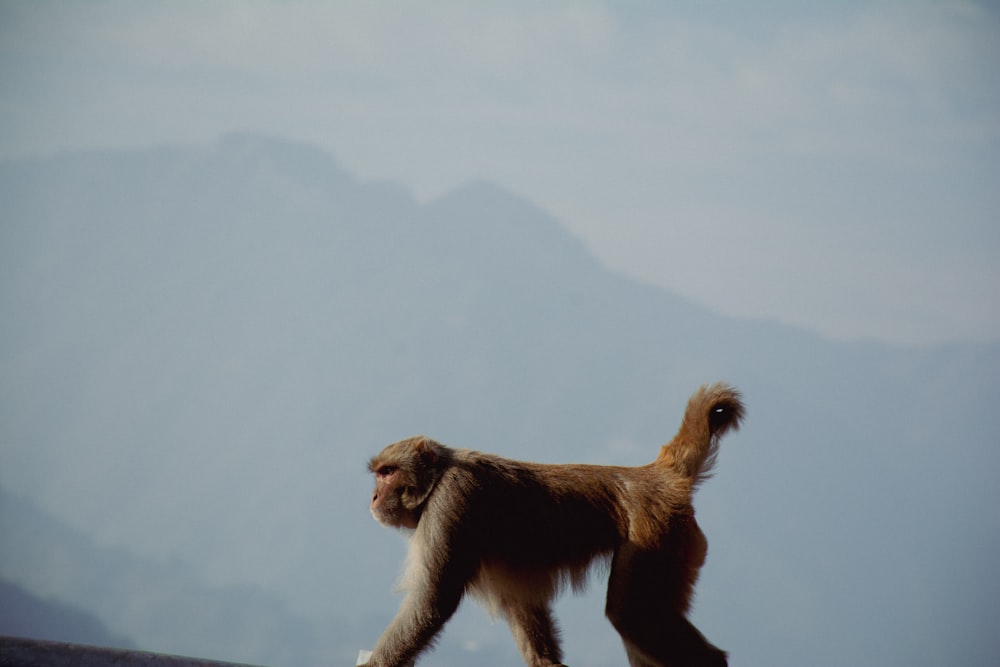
[363,383,743,667]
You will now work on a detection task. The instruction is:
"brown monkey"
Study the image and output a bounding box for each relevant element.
[364,383,743,667]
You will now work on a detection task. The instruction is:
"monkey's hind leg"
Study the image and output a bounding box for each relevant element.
[605,541,727,667]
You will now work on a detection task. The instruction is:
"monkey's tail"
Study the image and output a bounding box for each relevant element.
[656,383,744,486]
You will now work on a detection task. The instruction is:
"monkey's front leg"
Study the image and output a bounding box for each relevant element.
[365,581,464,667]
[500,601,566,667]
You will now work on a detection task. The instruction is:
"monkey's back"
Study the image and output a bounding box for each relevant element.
[440,450,693,570]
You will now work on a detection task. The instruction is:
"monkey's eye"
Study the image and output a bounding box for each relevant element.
[378,465,397,477]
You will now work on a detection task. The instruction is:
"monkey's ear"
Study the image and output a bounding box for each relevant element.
[411,436,441,466]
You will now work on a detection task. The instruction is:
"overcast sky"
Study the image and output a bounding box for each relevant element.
[1,0,997,345]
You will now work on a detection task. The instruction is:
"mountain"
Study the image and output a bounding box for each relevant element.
[0,487,333,666]
[0,133,997,667]
[0,579,133,649]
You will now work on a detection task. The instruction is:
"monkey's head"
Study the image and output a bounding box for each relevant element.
[368,436,447,529]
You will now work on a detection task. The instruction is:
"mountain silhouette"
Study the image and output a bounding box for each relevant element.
[1,134,997,667]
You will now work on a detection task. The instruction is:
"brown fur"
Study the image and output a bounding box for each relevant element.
[365,383,743,667]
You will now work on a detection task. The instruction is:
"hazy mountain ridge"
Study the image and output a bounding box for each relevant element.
[0,486,345,665]
[0,134,997,666]
[0,578,133,650]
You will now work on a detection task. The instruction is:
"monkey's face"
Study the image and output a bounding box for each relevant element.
[369,436,446,530]
[370,463,421,529]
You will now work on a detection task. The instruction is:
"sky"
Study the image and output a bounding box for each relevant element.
[0,0,997,346]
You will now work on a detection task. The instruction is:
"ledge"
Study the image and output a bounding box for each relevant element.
[0,636,266,667]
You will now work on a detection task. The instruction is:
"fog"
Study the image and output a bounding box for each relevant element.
[2,1,997,345]
[1,3,998,667]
